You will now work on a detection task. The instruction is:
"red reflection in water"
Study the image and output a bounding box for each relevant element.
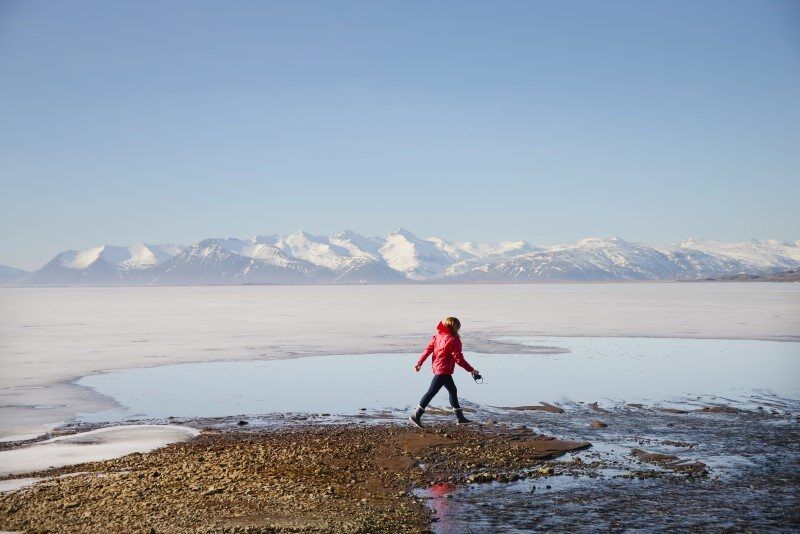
[428,482,457,531]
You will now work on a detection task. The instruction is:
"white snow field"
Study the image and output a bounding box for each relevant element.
[0,283,798,440]
[0,425,199,476]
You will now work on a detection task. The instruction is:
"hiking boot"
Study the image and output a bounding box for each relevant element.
[454,408,472,425]
[409,406,425,429]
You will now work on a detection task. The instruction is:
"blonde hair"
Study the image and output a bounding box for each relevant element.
[443,316,461,337]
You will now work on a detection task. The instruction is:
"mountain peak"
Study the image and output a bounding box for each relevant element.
[389,228,419,240]
[575,236,627,246]
[331,229,366,240]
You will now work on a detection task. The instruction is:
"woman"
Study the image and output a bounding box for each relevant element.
[410,316,480,427]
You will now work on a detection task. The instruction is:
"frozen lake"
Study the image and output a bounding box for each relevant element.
[1,283,798,439]
[75,337,800,423]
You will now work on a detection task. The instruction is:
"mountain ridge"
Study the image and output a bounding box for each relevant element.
[7,232,800,286]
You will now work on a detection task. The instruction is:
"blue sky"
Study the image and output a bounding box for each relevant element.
[1,0,798,270]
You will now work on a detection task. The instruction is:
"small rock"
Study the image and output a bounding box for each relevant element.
[589,420,607,429]
[203,486,224,496]
[538,466,554,476]
[237,420,249,426]
[62,500,80,509]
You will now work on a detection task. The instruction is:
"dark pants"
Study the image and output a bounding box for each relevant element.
[419,374,460,410]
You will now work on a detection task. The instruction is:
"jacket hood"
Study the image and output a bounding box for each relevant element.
[437,321,452,335]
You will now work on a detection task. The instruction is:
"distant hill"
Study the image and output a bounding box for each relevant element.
[701,270,800,282]
[0,265,29,285]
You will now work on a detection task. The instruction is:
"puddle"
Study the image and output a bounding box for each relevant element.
[74,337,800,424]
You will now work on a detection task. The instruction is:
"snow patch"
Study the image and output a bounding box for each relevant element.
[0,425,200,476]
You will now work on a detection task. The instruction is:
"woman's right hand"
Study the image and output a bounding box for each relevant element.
[414,364,421,373]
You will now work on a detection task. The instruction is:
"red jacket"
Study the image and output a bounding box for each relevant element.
[416,322,475,375]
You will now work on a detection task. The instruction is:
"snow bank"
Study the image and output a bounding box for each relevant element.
[0,425,199,476]
[0,477,42,493]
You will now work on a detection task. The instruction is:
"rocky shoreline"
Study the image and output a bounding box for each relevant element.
[0,423,592,533]
[2,398,798,532]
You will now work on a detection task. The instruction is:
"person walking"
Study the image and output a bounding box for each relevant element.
[410,317,480,427]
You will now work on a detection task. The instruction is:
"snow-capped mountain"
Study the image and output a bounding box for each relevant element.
[58,243,181,270]
[148,240,326,285]
[446,237,736,282]
[379,228,462,280]
[442,240,543,277]
[23,243,184,285]
[14,232,800,286]
[679,238,800,272]
[198,233,405,284]
[267,231,404,282]
[457,240,540,259]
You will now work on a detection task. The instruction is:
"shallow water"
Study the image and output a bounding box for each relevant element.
[417,405,800,533]
[75,337,800,423]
